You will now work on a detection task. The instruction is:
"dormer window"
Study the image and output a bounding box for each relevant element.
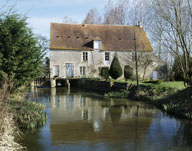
[94,40,101,50]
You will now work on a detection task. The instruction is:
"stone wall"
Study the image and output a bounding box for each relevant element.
[70,79,130,93]
[49,49,133,79]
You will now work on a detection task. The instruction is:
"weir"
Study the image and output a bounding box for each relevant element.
[50,78,71,88]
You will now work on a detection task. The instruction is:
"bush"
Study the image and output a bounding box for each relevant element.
[172,57,184,81]
[100,67,109,80]
[124,65,133,80]
[104,90,129,98]
[109,54,122,79]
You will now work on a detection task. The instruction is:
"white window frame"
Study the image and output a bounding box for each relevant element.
[94,40,101,50]
[53,65,59,77]
[80,66,86,76]
[83,52,88,61]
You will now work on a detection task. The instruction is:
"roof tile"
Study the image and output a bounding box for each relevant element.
[50,23,153,52]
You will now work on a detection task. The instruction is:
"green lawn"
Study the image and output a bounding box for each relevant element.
[88,78,186,90]
[113,80,186,90]
[157,81,185,89]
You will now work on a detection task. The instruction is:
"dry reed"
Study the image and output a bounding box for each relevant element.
[0,76,25,151]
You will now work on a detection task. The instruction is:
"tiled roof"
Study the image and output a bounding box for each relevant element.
[50,23,153,52]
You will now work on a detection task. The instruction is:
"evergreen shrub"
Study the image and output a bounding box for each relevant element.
[124,65,133,80]
[100,67,109,80]
[109,55,122,79]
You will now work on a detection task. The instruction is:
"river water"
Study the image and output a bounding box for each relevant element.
[21,88,192,151]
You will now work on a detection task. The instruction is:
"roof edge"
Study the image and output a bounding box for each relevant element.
[50,22,139,28]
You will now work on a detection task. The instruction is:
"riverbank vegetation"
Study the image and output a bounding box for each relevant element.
[10,100,47,130]
[0,78,25,151]
[0,12,47,150]
[105,81,192,120]
[0,80,47,150]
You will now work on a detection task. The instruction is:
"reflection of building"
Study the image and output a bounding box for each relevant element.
[50,89,158,145]
[50,91,106,123]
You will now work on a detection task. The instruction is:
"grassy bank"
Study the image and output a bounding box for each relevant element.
[113,80,185,89]
[105,81,192,120]
[9,100,47,130]
[157,87,192,119]
[7,87,48,130]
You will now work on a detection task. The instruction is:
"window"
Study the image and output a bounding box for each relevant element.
[132,52,136,61]
[94,40,101,49]
[53,65,59,77]
[80,66,86,76]
[83,52,88,61]
[105,52,110,61]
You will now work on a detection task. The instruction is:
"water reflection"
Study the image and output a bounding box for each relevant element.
[22,88,192,151]
[109,106,122,126]
[49,88,156,144]
[175,121,192,146]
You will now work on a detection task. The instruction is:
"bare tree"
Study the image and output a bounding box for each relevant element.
[36,35,49,54]
[83,8,102,24]
[103,0,129,25]
[82,0,170,81]
[137,53,153,80]
[151,0,192,85]
[63,16,77,24]
[0,0,16,16]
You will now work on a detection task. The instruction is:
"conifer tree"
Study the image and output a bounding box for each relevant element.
[0,14,45,90]
[124,65,133,80]
[109,54,122,79]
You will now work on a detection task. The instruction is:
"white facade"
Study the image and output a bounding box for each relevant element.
[49,49,162,80]
[49,49,136,79]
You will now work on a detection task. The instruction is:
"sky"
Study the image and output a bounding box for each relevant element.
[0,0,118,39]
